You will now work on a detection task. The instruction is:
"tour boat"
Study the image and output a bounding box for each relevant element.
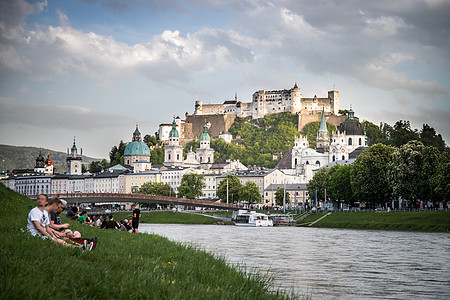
[232,210,273,227]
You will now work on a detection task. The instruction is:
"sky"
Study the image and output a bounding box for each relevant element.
[1,0,449,159]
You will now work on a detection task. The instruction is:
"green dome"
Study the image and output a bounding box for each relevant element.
[169,119,179,138]
[200,123,210,141]
[124,141,150,156]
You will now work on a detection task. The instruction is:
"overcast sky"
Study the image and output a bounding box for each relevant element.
[1,0,449,159]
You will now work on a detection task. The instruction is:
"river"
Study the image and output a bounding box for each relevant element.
[140,224,450,299]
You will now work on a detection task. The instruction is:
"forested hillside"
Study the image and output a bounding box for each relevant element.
[0,144,99,172]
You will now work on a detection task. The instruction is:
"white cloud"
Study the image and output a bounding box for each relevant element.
[0,97,132,131]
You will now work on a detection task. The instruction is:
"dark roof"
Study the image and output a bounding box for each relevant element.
[95,170,128,178]
[223,100,237,104]
[275,148,292,169]
[338,119,365,135]
[349,147,367,159]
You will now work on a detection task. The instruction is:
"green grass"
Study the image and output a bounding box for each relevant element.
[297,212,327,225]
[203,210,233,218]
[0,185,293,299]
[305,211,450,232]
[112,211,221,224]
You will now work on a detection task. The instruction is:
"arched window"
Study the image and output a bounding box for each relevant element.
[342,155,345,160]
[332,155,335,162]
[168,154,171,160]
[348,138,352,145]
[177,154,180,160]
[315,161,320,166]
[200,157,202,163]
[306,161,309,165]
[359,138,362,145]
[295,158,298,166]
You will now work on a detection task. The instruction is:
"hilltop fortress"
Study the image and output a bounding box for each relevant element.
[159,83,348,142]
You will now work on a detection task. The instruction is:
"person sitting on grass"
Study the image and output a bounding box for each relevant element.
[49,199,70,232]
[27,194,93,250]
[78,211,89,224]
[105,215,120,230]
[66,206,79,220]
[46,197,97,249]
[123,219,132,232]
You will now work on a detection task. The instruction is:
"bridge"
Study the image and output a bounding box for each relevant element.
[29,193,242,209]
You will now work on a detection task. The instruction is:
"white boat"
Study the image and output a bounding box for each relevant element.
[232,210,273,227]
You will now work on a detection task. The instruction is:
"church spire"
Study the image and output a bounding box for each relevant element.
[132,123,142,142]
[319,107,327,132]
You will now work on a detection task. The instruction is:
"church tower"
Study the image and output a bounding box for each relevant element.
[66,137,82,175]
[34,151,45,173]
[164,119,184,166]
[196,123,215,167]
[316,107,329,152]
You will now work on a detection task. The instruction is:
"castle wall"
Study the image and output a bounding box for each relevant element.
[185,114,237,140]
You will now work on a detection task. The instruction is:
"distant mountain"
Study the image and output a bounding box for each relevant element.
[0,144,101,172]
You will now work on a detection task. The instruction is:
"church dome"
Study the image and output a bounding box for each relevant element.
[200,123,210,141]
[124,141,150,156]
[124,124,150,156]
[337,107,364,135]
[169,119,179,138]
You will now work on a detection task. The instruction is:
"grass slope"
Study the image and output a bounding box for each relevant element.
[112,211,220,224]
[300,211,450,232]
[0,185,292,299]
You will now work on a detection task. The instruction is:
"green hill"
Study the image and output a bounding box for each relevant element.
[0,144,100,172]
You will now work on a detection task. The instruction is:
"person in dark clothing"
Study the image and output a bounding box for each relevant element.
[100,215,108,229]
[66,206,78,220]
[131,204,141,233]
[105,215,120,230]
[123,219,132,232]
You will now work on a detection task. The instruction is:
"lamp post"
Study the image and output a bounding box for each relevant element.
[226,179,229,204]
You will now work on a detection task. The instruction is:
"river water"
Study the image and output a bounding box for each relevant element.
[140,224,449,299]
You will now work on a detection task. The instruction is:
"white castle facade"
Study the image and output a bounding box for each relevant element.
[193,83,340,119]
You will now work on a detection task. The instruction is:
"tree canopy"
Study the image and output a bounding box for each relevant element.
[177,173,206,199]
[275,188,290,206]
[238,181,261,204]
[138,182,174,197]
[216,174,241,203]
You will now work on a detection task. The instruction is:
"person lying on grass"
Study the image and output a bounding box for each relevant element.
[27,194,94,250]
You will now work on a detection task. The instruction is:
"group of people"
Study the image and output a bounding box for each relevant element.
[27,195,142,250]
[66,204,141,233]
[26,194,97,250]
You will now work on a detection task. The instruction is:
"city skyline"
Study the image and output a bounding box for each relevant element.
[1,0,449,158]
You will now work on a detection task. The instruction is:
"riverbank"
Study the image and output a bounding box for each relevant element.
[112,211,233,224]
[298,211,450,232]
[0,185,292,299]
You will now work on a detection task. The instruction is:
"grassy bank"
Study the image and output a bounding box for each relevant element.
[298,211,450,232]
[0,185,293,299]
[112,211,222,224]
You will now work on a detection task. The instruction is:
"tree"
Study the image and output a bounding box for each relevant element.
[431,151,450,201]
[420,124,445,151]
[351,143,395,207]
[109,140,126,166]
[88,161,102,173]
[326,164,354,204]
[81,164,87,174]
[137,182,174,209]
[419,146,441,201]
[138,182,174,197]
[238,181,261,204]
[216,174,241,203]
[177,173,206,199]
[307,167,329,202]
[144,135,158,147]
[100,159,109,171]
[362,120,383,146]
[390,120,419,147]
[275,188,290,206]
[150,147,164,164]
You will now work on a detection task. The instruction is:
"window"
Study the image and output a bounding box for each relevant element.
[342,155,345,160]
[348,138,352,145]
[359,138,362,145]
[332,155,335,162]
[315,161,320,166]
